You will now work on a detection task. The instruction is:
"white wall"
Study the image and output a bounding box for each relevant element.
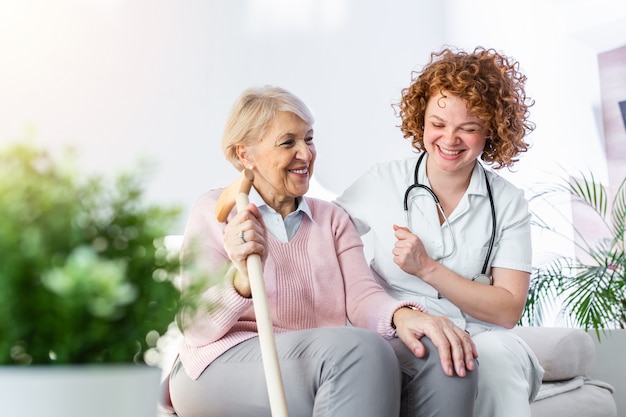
[1,0,625,240]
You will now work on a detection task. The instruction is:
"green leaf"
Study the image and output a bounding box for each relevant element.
[523,171,626,338]
[0,142,186,365]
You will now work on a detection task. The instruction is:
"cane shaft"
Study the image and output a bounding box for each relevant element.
[235,192,288,417]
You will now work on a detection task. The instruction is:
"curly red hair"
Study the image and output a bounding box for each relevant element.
[396,46,534,169]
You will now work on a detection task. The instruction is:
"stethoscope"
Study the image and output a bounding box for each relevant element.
[403,152,496,286]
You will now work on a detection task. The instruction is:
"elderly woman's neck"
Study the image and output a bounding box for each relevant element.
[264,195,298,219]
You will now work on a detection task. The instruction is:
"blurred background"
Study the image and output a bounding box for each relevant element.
[1,0,625,234]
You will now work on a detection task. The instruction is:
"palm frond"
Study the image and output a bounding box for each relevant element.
[524,172,626,337]
[522,257,568,326]
[528,172,613,255]
[567,171,608,217]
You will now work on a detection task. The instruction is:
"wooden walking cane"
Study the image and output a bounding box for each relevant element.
[215,169,289,417]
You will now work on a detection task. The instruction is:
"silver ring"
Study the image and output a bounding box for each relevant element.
[238,230,246,244]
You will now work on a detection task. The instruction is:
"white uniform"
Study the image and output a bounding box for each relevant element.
[336,154,544,417]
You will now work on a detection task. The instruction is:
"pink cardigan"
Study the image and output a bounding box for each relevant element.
[176,190,424,380]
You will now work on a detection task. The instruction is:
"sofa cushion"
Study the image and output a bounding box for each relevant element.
[535,375,584,401]
[513,327,595,381]
[530,382,617,417]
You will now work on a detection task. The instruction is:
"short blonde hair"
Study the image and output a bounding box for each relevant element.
[221,86,315,171]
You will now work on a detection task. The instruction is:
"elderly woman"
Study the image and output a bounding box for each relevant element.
[166,85,477,417]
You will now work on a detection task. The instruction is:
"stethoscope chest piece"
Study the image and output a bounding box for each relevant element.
[472,273,493,286]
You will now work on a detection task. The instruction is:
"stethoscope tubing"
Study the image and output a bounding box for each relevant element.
[403,152,496,275]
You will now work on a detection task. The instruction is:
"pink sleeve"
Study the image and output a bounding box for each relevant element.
[177,190,254,347]
[333,208,425,338]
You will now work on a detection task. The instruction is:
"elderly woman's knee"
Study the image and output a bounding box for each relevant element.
[326,327,398,365]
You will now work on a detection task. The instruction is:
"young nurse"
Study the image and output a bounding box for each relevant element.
[335,46,545,417]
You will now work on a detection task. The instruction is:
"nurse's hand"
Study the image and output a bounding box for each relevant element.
[393,307,478,377]
[392,224,438,277]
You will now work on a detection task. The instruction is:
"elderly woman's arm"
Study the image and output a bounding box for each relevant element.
[176,191,254,347]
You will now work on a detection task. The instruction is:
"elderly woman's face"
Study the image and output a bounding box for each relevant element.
[239,111,315,208]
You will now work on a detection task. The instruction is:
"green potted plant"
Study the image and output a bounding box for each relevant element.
[522,171,626,337]
[0,142,183,416]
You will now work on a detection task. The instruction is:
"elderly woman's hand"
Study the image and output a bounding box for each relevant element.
[393,308,478,377]
[223,203,267,297]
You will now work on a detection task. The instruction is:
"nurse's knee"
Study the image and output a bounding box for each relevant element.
[474,331,527,383]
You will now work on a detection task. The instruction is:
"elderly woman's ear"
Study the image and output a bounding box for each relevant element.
[236,145,253,170]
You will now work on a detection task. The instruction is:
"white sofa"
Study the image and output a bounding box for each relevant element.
[514,326,617,417]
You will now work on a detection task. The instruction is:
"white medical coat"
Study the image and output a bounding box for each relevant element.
[335,154,532,334]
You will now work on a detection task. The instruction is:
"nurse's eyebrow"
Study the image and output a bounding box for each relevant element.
[427,115,482,127]
[459,121,482,128]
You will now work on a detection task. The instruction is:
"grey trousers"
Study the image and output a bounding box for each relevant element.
[169,327,478,417]
[169,327,401,417]
[387,337,478,417]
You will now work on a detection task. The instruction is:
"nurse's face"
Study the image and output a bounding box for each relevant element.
[423,91,488,177]
[237,111,315,216]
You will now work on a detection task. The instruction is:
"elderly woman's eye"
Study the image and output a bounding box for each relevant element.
[305,136,314,143]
